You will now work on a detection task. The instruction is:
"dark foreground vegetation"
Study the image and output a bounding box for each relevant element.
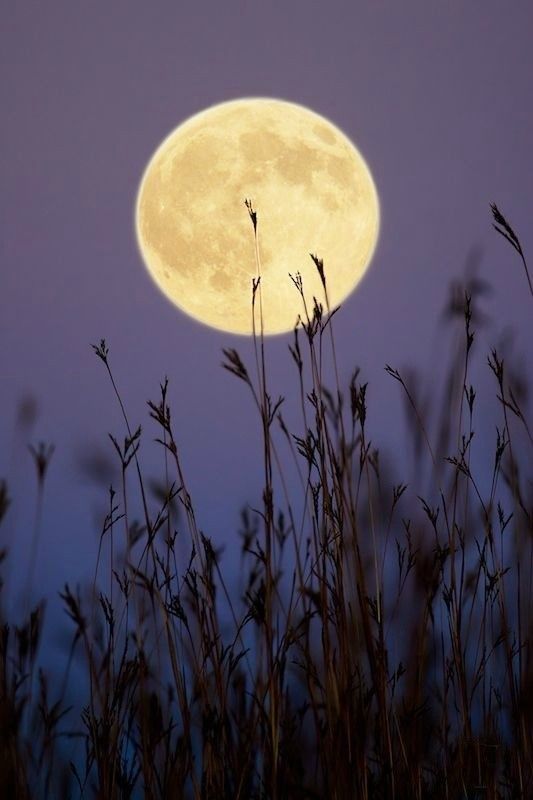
[1,205,532,798]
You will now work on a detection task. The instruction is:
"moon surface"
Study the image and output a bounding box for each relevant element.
[135,98,379,335]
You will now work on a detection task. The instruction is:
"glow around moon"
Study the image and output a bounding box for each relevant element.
[135,98,379,335]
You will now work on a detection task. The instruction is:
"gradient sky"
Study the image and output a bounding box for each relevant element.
[2,2,532,613]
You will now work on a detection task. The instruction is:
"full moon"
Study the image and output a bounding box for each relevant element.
[135,98,379,335]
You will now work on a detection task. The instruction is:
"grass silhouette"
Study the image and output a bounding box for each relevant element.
[0,203,532,798]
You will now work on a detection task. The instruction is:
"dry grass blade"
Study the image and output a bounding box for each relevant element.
[491,202,533,297]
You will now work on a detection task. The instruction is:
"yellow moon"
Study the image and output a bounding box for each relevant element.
[135,98,379,335]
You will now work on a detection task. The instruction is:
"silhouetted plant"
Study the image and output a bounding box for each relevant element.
[0,202,531,798]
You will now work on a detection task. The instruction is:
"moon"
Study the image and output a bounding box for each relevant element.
[135,98,379,335]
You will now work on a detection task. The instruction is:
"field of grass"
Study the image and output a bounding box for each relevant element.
[0,204,532,799]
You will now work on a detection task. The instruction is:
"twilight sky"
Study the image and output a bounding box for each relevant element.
[1,2,532,607]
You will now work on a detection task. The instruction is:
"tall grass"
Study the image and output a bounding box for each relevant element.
[0,203,532,798]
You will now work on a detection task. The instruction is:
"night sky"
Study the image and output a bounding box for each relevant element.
[2,2,532,617]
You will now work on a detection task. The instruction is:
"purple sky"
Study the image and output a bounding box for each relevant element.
[2,2,532,606]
